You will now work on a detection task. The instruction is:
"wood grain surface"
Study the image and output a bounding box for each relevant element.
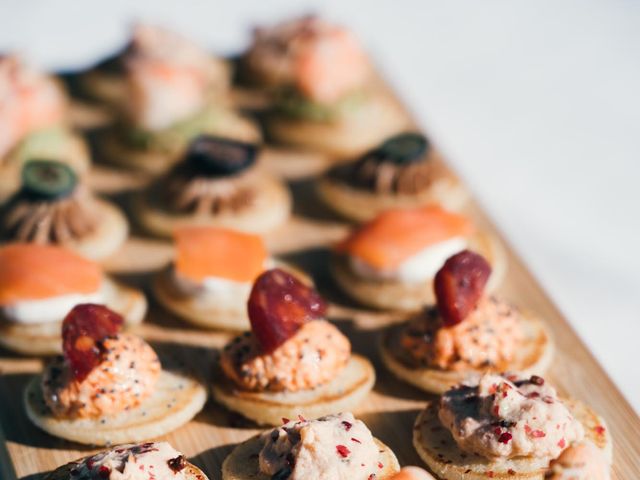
[0,82,638,480]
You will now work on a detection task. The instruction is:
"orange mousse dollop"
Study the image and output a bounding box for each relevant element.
[221,320,350,392]
[337,206,474,270]
[42,333,161,418]
[400,297,524,370]
[0,243,102,306]
[174,226,267,283]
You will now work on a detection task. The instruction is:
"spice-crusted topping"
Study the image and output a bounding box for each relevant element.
[434,250,491,327]
[258,413,382,480]
[70,442,191,480]
[248,268,327,353]
[438,373,584,460]
[220,320,350,392]
[399,296,524,370]
[43,333,160,419]
[2,180,100,246]
[329,133,445,195]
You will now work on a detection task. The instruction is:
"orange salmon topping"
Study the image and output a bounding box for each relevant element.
[0,244,102,306]
[337,206,474,269]
[174,226,268,283]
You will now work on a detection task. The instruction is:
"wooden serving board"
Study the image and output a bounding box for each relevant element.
[1,79,638,480]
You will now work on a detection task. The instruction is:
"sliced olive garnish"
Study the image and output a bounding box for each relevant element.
[21,160,78,201]
[186,135,258,177]
[374,132,430,165]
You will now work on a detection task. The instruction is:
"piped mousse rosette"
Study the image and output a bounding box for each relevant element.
[0,55,89,201]
[44,441,209,480]
[331,205,506,311]
[78,23,230,110]
[1,160,128,261]
[134,135,291,236]
[25,304,206,446]
[318,133,469,221]
[154,226,310,330]
[243,15,409,157]
[412,373,612,480]
[0,244,146,355]
[212,268,375,426]
[97,25,259,175]
[222,412,400,480]
[380,250,553,394]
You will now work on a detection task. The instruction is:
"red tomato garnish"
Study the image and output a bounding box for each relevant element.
[247,269,327,353]
[62,304,124,381]
[434,250,491,327]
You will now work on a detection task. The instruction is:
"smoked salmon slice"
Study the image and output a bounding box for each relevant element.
[0,244,103,305]
[337,206,474,269]
[174,227,268,283]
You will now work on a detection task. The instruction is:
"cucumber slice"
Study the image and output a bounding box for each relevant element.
[21,160,77,201]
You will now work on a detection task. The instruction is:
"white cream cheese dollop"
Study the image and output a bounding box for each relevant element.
[259,412,383,480]
[71,442,189,480]
[2,286,104,324]
[349,237,467,283]
[171,259,274,310]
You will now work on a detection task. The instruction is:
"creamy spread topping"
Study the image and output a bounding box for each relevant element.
[172,266,251,298]
[245,16,369,103]
[0,55,66,158]
[350,237,467,284]
[220,320,350,392]
[439,373,584,459]
[171,258,273,308]
[69,442,190,480]
[124,25,221,130]
[161,161,256,215]
[546,441,610,480]
[1,185,100,245]
[2,288,103,325]
[259,413,383,480]
[43,333,161,418]
[399,296,524,370]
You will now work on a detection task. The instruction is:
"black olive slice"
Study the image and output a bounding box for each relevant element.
[186,135,258,177]
[21,160,78,201]
[374,132,430,165]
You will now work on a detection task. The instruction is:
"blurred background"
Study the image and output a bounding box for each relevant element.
[0,0,638,409]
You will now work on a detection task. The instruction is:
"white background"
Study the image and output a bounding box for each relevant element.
[1,0,638,410]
